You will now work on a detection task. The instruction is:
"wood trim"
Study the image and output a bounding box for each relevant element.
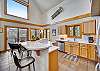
[0,18,49,27]
[4,26,7,51]
[57,13,91,23]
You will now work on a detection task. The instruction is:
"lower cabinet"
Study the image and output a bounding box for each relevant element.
[72,43,80,56]
[64,42,71,53]
[88,44,97,61]
[49,50,58,71]
[64,42,97,61]
[80,44,88,58]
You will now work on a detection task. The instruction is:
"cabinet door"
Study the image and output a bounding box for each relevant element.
[83,20,96,35]
[64,43,71,53]
[68,26,74,37]
[58,25,66,35]
[89,20,96,34]
[72,43,80,55]
[49,50,58,71]
[80,44,88,58]
[88,45,96,61]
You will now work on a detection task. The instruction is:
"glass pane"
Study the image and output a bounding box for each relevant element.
[74,26,80,36]
[19,28,28,42]
[69,27,74,36]
[7,28,18,49]
[7,0,28,19]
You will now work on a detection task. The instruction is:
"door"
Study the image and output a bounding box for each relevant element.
[6,27,28,50]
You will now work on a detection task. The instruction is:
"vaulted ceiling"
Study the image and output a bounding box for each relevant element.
[32,0,64,13]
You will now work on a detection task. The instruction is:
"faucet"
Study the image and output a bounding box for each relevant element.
[74,38,76,42]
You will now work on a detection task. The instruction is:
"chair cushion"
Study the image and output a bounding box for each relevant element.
[19,57,35,67]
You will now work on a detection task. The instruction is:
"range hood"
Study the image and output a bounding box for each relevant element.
[91,0,100,16]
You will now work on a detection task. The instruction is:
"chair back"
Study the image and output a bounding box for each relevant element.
[12,52,21,68]
[8,43,20,50]
[8,43,21,54]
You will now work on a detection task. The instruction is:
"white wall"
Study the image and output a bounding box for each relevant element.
[0,0,45,50]
[0,0,43,23]
[43,0,91,24]
[43,0,92,42]
[0,21,42,50]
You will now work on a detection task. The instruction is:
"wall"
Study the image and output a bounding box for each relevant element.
[0,0,45,51]
[43,0,91,42]
[0,21,42,51]
[0,0,43,23]
[43,0,91,24]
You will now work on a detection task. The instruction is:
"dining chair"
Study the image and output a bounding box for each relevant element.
[12,52,35,71]
[18,44,32,57]
[8,43,32,59]
[8,43,21,56]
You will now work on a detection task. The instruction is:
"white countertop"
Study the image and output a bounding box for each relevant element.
[49,46,59,53]
[56,39,97,45]
[20,40,59,53]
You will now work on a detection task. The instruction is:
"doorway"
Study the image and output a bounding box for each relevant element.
[4,26,29,50]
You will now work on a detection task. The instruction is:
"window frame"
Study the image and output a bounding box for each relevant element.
[67,24,82,38]
[4,0,29,20]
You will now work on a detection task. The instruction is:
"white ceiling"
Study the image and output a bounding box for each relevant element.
[32,0,64,13]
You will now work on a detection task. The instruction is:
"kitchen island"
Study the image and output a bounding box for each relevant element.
[20,39,59,71]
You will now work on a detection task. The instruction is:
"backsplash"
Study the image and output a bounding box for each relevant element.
[58,35,96,43]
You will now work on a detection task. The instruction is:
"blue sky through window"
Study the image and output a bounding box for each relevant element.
[7,0,28,19]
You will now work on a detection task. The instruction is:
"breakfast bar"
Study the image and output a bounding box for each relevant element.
[20,39,59,71]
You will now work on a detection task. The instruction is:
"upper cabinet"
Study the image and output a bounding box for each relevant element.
[83,20,96,35]
[91,0,100,16]
[67,24,82,38]
[58,25,66,35]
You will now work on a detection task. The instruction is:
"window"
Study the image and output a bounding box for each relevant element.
[5,0,29,19]
[67,24,82,38]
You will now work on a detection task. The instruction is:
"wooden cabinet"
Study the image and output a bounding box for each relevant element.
[64,42,73,53]
[58,25,66,35]
[64,42,97,61]
[64,42,80,55]
[80,44,88,58]
[72,43,80,56]
[49,50,58,71]
[83,20,96,35]
[67,24,82,38]
[88,44,96,61]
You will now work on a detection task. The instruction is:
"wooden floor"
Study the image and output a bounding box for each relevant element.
[0,51,97,71]
[58,52,97,71]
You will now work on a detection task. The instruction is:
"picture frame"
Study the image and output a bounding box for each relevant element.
[0,28,3,33]
[52,29,56,36]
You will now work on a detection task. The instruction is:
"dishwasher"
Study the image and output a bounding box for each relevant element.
[58,41,64,52]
